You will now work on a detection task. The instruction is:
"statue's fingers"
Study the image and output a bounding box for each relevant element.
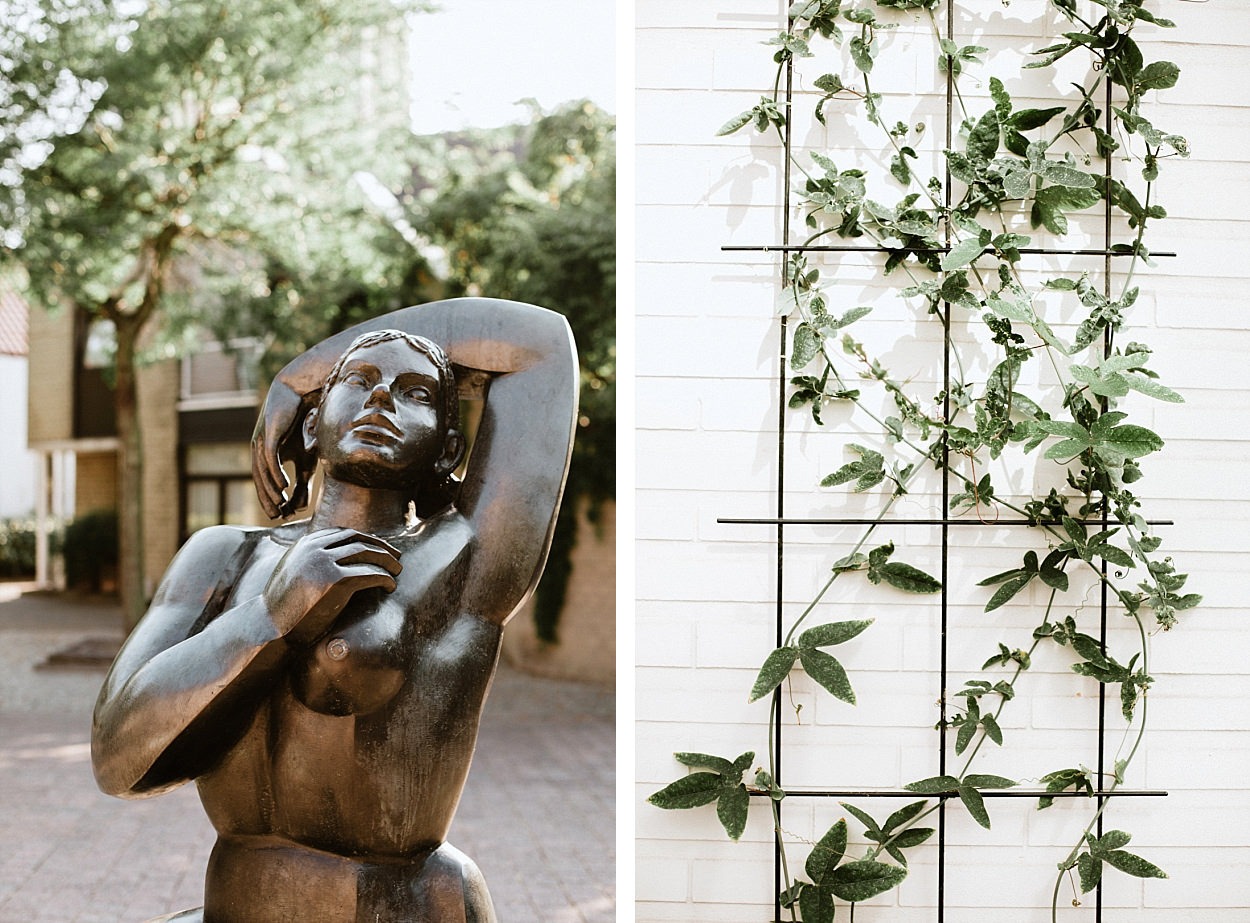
[251,453,284,519]
[325,531,402,558]
[337,566,399,595]
[251,432,290,518]
[334,545,404,576]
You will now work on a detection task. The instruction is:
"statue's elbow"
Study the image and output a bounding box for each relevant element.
[90,712,147,798]
[90,737,133,797]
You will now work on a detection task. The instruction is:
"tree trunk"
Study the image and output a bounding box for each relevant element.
[114,312,147,632]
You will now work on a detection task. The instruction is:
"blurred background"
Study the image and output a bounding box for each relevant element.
[0,0,615,684]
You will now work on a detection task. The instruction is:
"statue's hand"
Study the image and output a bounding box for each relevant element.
[251,380,317,520]
[263,528,403,645]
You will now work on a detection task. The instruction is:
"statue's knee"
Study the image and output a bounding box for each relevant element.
[417,844,496,923]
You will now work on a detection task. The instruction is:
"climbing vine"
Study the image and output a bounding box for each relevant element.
[649,1,1196,920]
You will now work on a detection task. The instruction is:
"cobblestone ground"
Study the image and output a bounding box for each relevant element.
[0,585,615,922]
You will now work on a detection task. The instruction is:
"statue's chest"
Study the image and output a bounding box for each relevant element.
[290,587,411,716]
[228,529,472,718]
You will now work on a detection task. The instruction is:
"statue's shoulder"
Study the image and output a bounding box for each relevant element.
[170,524,268,573]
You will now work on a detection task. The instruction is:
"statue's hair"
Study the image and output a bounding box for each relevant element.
[319,329,461,514]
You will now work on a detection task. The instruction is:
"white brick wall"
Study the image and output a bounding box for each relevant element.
[635,2,1250,920]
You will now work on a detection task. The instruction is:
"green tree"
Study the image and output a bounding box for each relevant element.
[1,0,426,628]
[412,101,616,641]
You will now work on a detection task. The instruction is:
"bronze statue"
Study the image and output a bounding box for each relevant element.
[91,298,578,922]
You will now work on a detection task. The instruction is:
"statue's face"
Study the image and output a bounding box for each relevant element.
[310,339,456,491]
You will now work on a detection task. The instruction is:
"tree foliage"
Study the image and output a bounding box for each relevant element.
[405,101,616,642]
[1,0,427,626]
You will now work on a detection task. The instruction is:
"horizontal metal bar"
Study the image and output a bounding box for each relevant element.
[718,516,1174,527]
[748,788,1167,799]
[721,244,1177,257]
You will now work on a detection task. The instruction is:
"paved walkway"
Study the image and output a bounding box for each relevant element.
[0,584,615,922]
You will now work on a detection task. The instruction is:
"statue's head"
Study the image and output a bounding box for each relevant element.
[303,329,465,514]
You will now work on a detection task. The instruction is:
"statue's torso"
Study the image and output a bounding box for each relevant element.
[193,515,501,859]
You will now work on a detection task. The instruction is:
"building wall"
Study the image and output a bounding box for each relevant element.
[635,2,1250,920]
[26,305,75,445]
[138,357,181,596]
[74,451,117,517]
[503,499,616,686]
[0,355,36,517]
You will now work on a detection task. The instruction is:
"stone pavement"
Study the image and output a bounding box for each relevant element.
[0,583,615,922]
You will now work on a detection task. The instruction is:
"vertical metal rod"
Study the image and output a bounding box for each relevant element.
[1094,52,1117,923]
[773,20,795,921]
[936,3,956,920]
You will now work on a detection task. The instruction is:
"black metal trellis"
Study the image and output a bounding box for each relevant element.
[716,4,1172,920]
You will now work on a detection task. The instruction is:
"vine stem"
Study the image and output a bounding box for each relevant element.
[1049,607,1151,923]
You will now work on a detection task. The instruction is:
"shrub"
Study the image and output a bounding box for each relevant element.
[0,517,37,577]
[63,509,119,592]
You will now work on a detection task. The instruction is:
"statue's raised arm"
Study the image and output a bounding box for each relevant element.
[252,297,578,624]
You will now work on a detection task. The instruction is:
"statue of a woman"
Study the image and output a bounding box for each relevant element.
[91,298,577,922]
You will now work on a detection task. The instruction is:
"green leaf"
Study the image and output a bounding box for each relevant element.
[1078,852,1103,893]
[884,800,929,833]
[886,828,934,865]
[873,562,943,594]
[1091,541,1135,570]
[905,775,960,794]
[958,784,991,828]
[1138,61,1180,91]
[967,109,999,161]
[981,713,1003,746]
[1122,371,1183,403]
[799,647,856,704]
[647,772,723,809]
[814,73,845,94]
[1096,421,1165,465]
[1108,35,1144,87]
[798,884,835,923]
[963,774,1016,789]
[832,552,868,573]
[779,882,804,910]
[821,444,886,492]
[717,781,750,841]
[941,236,988,272]
[674,752,734,773]
[748,646,800,702]
[806,819,848,885]
[1103,849,1168,880]
[841,801,883,839]
[799,619,874,648]
[891,827,935,849]
[828,859,908,903]
[985,572,1033,611]
[791,322,822,370]
[850,35,874,73]
[1093,830,1133,853]
[1037,767,1092,810]
[716,109,754,137]
[1043,163,1096,189]
[955,716,977,755]
[1031,184,1100,234]
[1009,106,1065,131]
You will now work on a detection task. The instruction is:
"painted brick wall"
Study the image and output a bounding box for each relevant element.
[635,2,1250,920]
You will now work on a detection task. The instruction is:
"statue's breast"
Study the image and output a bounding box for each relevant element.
[290,587,407,716]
